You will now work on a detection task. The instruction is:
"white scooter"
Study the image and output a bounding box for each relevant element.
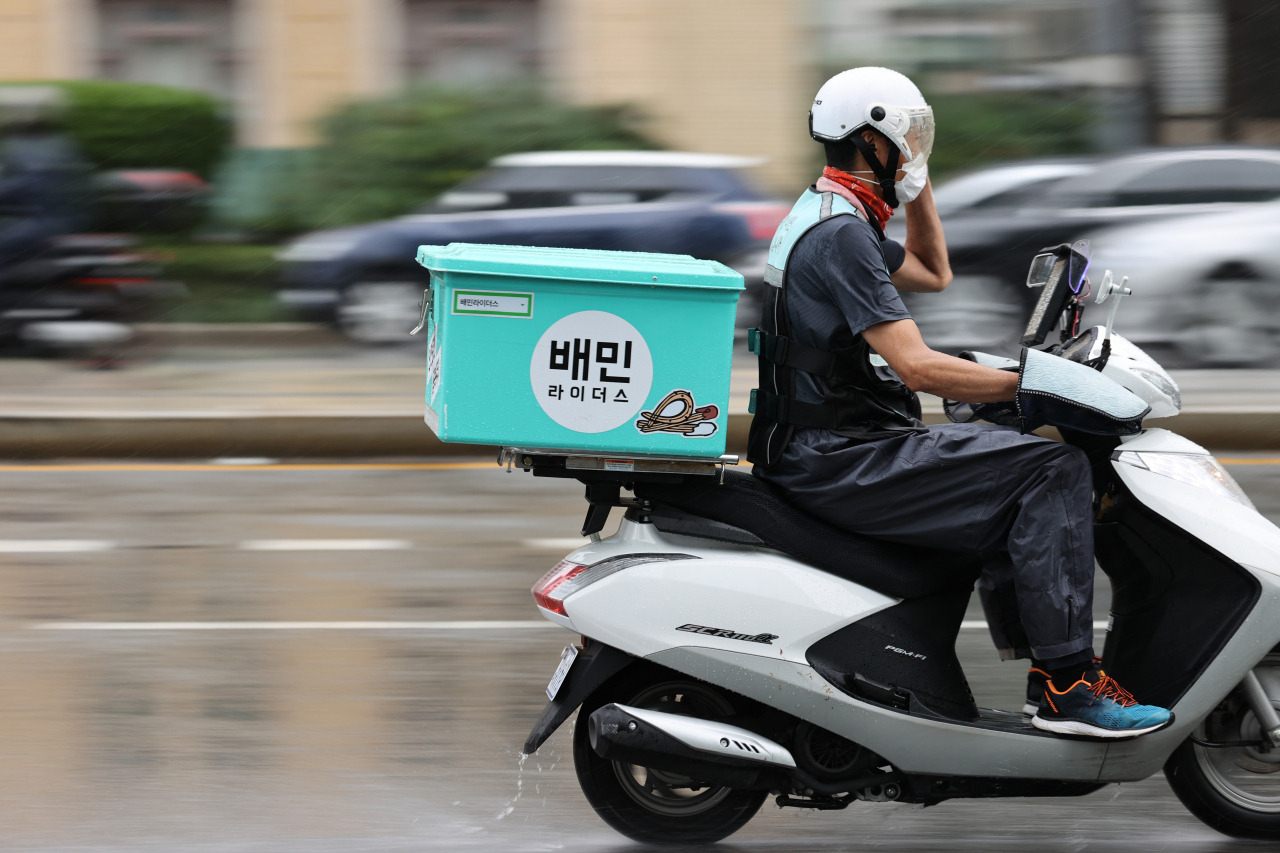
[512,243,1280,844]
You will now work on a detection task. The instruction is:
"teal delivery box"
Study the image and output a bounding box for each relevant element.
[416,243,742,458]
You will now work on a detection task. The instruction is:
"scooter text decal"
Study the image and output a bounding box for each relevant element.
[677,624,777,645]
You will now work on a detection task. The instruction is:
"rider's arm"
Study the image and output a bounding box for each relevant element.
[862,317,1016,403]
[890,181,952,294]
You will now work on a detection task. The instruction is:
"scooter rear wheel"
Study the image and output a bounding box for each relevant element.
[572,664,767,844]
[1165,654,1280,839]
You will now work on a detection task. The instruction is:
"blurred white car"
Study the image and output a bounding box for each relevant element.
[929,160,1097,217]
[1084,200,1280,367]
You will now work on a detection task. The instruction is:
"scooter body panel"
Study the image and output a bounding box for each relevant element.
[1097,581,1280,779]
[1116,434,1280,581]
[1088,431,1280,777]
[561,520,898,662]
[647,645,1112,780]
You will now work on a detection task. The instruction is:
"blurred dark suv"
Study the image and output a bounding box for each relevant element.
[277,151,788,341]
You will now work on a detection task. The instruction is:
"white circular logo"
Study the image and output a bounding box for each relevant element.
[530,311,653,433]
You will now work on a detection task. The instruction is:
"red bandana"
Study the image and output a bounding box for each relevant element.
[821,166,894,230]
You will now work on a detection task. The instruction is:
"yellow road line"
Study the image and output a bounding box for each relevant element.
[0,461,498,472]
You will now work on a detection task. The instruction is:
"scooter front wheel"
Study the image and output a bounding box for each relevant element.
[1165,654,1280,839]
[572,663,767,844]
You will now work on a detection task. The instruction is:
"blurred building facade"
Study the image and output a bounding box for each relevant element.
[815,0,1280,149]
[0,0,811,188]
[1,0,1278,188]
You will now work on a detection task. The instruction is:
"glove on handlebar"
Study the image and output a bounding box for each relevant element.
[1016,347,1149,435]
[943,351,1020,427]
[945,348,1150,435]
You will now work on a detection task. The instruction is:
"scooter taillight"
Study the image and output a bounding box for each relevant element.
[532,553,701,617]
[532,560,588,616]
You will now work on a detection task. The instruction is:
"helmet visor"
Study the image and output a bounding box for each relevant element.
[900,106,934,169]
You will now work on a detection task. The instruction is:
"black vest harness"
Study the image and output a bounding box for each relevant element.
[747,191,925,468]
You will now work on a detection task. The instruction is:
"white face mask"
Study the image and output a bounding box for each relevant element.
[899,161,928,204]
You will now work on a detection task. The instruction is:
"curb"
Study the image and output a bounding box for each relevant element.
[4,411,1278,460]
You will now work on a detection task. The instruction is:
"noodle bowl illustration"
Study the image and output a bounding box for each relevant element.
[635,389,719,437]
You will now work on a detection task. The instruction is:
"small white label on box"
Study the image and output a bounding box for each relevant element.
[453,290,533,318]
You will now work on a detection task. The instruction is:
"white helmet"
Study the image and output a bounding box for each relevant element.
[809,67,934,206]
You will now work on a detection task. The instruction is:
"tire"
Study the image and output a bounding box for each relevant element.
[336,281,423,344]
[1164,654,1280,839]
[572,664,768,845]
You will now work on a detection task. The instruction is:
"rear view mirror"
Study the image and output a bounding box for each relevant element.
[1026,251,1056,288]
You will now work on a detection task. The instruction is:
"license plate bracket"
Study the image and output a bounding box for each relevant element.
[546,644,579,700]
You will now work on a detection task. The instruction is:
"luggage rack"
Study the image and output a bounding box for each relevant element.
[497,447,739,538]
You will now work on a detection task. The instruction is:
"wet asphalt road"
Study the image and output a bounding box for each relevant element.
[2,458,1280,851]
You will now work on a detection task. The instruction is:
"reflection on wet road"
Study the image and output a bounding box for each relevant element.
[2,460,1278,851]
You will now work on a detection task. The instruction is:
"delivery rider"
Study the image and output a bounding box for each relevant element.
[747,66,1170,739]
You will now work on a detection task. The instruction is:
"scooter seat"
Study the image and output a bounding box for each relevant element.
[635,469,979,600]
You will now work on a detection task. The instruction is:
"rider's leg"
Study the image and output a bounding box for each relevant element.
[761,423,1098,659]
[758,423,1170,736]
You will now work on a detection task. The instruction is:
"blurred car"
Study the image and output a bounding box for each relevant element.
[277,151,789,342]
[928,159,1098,218]
[902,147,1280,355]
[0,233,178,356]
[93,169,211,233]
[1084,201,1280,367]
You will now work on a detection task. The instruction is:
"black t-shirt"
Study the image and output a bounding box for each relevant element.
[783,211,927,438]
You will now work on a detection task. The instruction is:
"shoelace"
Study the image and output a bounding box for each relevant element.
[1087,674,1139,707]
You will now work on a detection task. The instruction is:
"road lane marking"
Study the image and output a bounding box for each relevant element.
[0,462,497,472]
[0,540,115,553]
[962,620,1109,631]
[0,540,423,552]
[30,620,561,631]
[523,538,589,550]
[27,619,1107,632]
[239,539,412,551]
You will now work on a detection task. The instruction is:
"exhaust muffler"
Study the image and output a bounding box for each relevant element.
[588,703,796,790]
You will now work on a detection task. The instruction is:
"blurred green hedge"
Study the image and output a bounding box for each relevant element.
[3,79,232,178]
[62,80,232,177]
[227,86,654,233]
[925,90,1095,176]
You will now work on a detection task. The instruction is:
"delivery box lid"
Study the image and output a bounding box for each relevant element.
[416,243,744,291]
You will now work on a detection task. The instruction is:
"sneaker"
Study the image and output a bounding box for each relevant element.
[1031,667,1173,739]
[1022,666,1050,716]
[1024,656,1102,716]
